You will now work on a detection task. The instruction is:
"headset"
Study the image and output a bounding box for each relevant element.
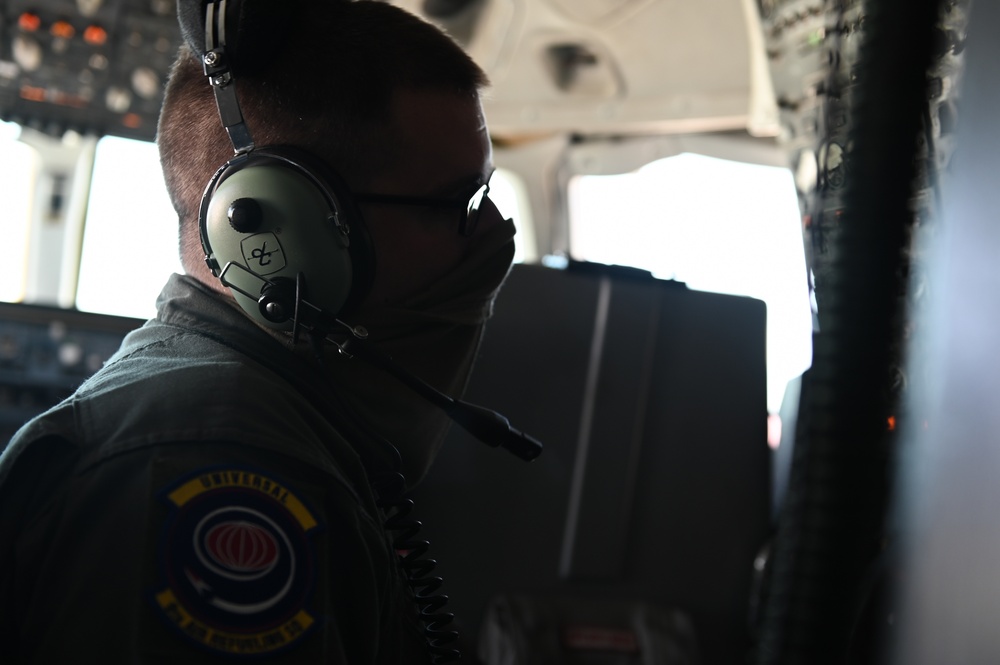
[185,0,374,332]
[181,0,540,459]
[177,2,542,661]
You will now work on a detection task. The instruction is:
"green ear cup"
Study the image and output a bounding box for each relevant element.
[204,160,355,331]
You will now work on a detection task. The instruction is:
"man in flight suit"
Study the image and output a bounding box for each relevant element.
[0,0,516,662]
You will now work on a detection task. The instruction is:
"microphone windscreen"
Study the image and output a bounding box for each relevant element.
[450,401,543,462]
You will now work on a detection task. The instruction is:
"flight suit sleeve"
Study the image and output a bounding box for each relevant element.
[0,436,82,662]
[1,439,425,664]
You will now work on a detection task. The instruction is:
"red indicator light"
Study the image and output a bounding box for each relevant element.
[18,12,42,32]
[122,113,142,129]
[887,416,896,431]
[51,20,75,39]
[54,92,88,108]
[20,85,47,102]
[84,25,107,45]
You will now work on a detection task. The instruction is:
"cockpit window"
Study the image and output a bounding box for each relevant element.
[0,121,37,304]
[568,152,813,413]
[489,167,534,265]
[76,135,182,320]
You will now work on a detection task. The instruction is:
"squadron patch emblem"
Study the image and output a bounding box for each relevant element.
[154,467,321,657]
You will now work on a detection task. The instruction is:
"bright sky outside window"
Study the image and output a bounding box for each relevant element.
[490,168,532,265]
[76,135,182,319]
[0,121,37,303]
[569,152,813,413]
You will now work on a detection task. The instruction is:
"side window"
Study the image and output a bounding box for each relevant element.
[490,167,534,265]
[0,121,38,303]
[568,152,813,416]
[76,136,182,319]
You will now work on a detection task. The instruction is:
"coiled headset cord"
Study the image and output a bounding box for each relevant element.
[370,469,460,663]
[306,331,461,663]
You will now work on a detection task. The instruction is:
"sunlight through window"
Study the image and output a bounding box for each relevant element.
[76,136,182,319]
[569,153,813,413]
[0,121,37,303]
[490,168,533,265]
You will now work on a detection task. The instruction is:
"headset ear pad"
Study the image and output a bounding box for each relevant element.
[201,149,375,330]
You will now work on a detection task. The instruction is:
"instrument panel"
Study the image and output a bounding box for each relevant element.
[0,301,142,450]
[0,0,181,141]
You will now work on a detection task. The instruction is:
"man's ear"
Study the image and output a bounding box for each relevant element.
[181,219,231,296]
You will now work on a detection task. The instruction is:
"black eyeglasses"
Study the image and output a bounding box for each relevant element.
[354,171,494,237]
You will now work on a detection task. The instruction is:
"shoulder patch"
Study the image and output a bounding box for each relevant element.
[153,467,321,657]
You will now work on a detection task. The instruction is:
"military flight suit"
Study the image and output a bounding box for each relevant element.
[0,274,432,663]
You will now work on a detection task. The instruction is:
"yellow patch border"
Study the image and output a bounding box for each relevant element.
[167,468,317,530]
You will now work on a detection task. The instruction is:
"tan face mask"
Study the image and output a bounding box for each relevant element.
[322,215,517,486]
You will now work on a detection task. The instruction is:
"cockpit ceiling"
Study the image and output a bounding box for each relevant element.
[0,0,776,142]
[394,0,779,139]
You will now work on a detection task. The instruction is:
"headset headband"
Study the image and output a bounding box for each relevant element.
[202,0,254,154]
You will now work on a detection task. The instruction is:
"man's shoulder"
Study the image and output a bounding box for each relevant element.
[81,318,252,395]
[0,433,394,663]
[1,318,363,504]
[85,322,329,451]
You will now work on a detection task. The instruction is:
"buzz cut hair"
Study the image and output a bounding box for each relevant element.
[157,0,489,275]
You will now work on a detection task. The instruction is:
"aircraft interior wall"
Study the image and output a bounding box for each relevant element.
[753,0,974,663]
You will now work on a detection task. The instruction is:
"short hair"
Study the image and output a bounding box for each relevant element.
[157,0,489,274]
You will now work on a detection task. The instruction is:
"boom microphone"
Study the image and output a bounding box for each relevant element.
[341,334,543,462]
[214,265,543,461]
